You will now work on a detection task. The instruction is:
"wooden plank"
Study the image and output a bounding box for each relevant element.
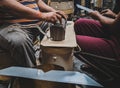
[41,21,77,48]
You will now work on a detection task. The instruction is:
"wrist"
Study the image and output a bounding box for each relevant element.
[39,13,46,20]
[37,12,45,20]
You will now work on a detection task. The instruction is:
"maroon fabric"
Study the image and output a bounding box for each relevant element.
[74,18,120,60]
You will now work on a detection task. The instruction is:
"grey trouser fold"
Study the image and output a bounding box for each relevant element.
[0,23,48,67]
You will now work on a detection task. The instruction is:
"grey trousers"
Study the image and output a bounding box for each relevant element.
[0,24,42,67]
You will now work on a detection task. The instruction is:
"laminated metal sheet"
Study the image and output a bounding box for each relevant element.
[76,4,93,13]
[0,66,103,87]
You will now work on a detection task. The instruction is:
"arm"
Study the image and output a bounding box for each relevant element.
[0,0,66,23]
[0,0,42,20]
[90,11,115,26]
[35,0,67,22]
[101,9,117,18]
[90,11,120,31]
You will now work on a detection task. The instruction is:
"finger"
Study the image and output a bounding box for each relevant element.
[51,18,55,23]
[101,11,108,16]
[102,13,109,17]
[56,11,67,19]
[101,9,108,14]
[53,16,58,23]
[50,16,57,23]
[88,11,95,15]
[56,14,62,23]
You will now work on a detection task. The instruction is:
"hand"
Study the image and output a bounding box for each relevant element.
[41,11,67,23]
[55,10,68,22]
[101,9,117,18]
[41,12,60,23]
[89,11,101,20]
[53,10,67,23]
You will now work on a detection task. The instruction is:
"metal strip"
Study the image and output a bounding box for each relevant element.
[0,67,103,87]
[76,4,93,13]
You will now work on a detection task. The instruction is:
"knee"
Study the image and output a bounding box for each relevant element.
[9,33,32,48]
[74,18,86,31]
[74,18,89,27]
[74,18,87,34]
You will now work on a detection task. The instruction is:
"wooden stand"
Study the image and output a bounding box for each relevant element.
[41,21,77,70]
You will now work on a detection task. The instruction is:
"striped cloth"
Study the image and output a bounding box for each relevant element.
[0,0,41,25]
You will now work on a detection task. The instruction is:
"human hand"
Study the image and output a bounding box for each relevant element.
[101,9,117,18]
[55,10,67,23]
[89,11,101,20]
[41,11,67,24]
[41,12,60,23]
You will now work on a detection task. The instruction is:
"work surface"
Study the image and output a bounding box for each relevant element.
[41,21,77,47]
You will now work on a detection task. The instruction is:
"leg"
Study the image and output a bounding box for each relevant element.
[76,35,117,58]
[0,24,36,67]
[74,18,119,60]
[74,18,120,87]
[74,18,110,37]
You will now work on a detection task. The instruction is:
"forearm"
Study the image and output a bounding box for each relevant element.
[98,12,120,27]
[97,15,115,26]
[0,0,44,20]
[90,11,120,33]
[36,0,56,12]
[97,13,120,32]
[101,9,118,19]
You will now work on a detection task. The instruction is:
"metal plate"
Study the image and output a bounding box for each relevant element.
[0,66,103,87]
[76,4,93,13]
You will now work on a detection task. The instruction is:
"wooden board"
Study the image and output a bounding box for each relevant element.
[41,21,77,48]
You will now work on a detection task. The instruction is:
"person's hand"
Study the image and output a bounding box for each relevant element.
[41,12,61,23]
[41,11,67,23]
[89,11,101,20]
[55,10,68,22]
[56,11,67,18]
[101,9,117,18]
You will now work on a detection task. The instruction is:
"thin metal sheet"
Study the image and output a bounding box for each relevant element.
[0,67,103,87]
[76,4,93,13]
